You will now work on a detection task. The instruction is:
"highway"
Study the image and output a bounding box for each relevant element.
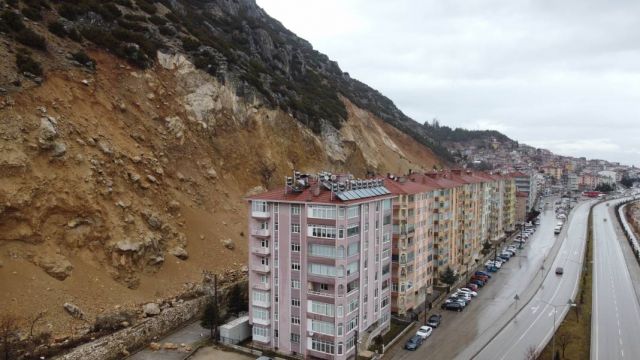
[470,200,593,360]
[591,198,640,360]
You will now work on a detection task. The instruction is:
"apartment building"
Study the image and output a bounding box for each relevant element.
[247,172,394,359]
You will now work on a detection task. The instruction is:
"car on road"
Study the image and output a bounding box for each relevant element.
[555,267,564,275]
[404,335,424,350]
[427,314,442,328]
[554,227,562,234]
[416,325,433,339]
[441,302,464,312]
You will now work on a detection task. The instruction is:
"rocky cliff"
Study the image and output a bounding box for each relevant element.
[0,0,442,346]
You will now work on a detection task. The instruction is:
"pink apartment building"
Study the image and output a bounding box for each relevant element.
[247,172,394,359]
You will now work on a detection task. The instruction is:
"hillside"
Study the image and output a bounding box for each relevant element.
[0,0,443,347]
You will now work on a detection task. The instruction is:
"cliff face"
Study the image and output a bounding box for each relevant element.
[0,0,441,338]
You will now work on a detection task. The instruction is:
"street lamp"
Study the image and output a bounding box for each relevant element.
[540,298,577,359]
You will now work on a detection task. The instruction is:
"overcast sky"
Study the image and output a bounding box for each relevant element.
[257,0,640,167]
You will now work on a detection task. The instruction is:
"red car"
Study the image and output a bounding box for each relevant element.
[466,283,479,292]
[471,275,489,282]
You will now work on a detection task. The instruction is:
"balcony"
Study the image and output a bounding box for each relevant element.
[253,298,271,308]
[252,246,270,256]
[252,332,270,343]
[252,210,270,219]
[308,290,335,299]
[252,282,271,291]
[253,317,271,326]
[253,264,270,273]
[252,228,270,238]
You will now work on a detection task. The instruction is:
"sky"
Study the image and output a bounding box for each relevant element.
[256,0,640,167]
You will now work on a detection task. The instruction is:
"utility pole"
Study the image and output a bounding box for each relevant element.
[213,274,218,342]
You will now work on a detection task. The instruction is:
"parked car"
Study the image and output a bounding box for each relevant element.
[257,357,274,360]
[472,274,489,282]
[470,279,486,287]
[405,335,424,350]
[475,271,492,278]
[458,288,478,297]
[466,283,479,291]
[556,267,564,275]
[416,325,433,339]
[446,296,468,306]
[441,302,464,312]
[485,265,498,272]
[454,292,472,302]
[427,314,442,328]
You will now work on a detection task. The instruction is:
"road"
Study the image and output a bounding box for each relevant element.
[591,198,640,360]
[384,199,565,360]
[468,199,593,360]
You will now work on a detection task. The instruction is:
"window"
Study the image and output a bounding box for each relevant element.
[260,257,269,266]
[364,222,369,232]
[347,261,359,275]
[319,283,329,291]
[382,296,390,308]
[291,280,300,289]
[274,221,278,231]
[309,244,337,258]
[309,300,335,316]
[308,263,341,277]
[253,326,268,338]
[383,214,391,225]
[252,201,267,213]
[347,316,358,332]
[308,225,337,239]
[292,298,300,307]
[337,323,343,336]
[292,262,300,271]
[291,243,300,252]
[347,224,360,237]
[311,320,335,335]
[337,305,344,317]
[291,316,300,325]
[253,291,269,303]
[253,307,269,321]
[291,204,300,215]
[347,206,360,218]
[291,223,300,233]
[291,333,300,343]
[308,205,337,219]
[383,199,392,210]
[348,298,359,313]
[261,239,269,248]
[346,334,356,350]
[259,275,268,284]
[347,242,359,256]
[311,338,335,354]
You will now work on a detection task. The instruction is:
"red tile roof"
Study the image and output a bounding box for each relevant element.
[246,180,395,205]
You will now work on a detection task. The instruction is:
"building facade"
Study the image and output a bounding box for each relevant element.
[247,173,394,359]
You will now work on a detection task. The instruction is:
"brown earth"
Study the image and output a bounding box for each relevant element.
[0,47,440,338]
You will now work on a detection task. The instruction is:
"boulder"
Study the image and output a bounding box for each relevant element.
[169,246,188,260]
[36,254,73,280]
[167,200,180,213]
[38,117,58,150]
[143,302,161,316]
[97,140,113,155]
[163,342,178,350]
[222,239,235,250]
[149,342,161,351]
[142,210,162,230]
[63,302,84,319]
[52,142,67,157]
[205,167,217,179]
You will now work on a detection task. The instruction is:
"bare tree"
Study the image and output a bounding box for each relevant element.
[0,314,20,360]
[556,332,573,359]
[524,345,537,360]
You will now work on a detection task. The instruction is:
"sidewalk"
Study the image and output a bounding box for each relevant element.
[128,322,209,360]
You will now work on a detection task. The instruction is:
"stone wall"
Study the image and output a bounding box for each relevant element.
[56,296,208,360]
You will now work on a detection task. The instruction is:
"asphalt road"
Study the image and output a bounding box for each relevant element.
[591,198,640,360]
[384,199,564,360]
[469,199,593,360]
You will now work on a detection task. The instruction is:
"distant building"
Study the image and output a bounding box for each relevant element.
[515,191,528,224]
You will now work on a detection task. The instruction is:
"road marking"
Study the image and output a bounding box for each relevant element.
[531,306,539,314]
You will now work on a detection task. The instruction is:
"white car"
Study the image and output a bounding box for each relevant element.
[458,288,478,297]
[416,325,433,339]
[454,292,472,301]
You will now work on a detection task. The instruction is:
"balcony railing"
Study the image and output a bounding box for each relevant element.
[252,282,270,291]
[253,264,270,273]
[252,229,270,238]
[252,298,271,308]
[253,317,271,326]
[252,246,270,256]
[251,210,270,219]
[308,290,335,299]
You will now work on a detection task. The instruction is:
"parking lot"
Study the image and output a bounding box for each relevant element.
[385,199,561,359]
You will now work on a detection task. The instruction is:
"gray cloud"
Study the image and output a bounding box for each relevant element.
[257,0,640,166]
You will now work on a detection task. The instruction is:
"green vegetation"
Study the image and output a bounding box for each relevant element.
[439,266,459,286]
[71,50,96,69]
[595,183,615,193]
[16,48,43,76]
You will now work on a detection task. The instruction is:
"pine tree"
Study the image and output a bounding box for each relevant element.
[439,266,458,286]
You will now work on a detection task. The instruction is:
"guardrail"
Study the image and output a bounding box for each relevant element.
[615,199,640,263]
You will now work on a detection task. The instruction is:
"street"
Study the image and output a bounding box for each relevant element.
[469,200,592,360]
[591,198,640,360]
[384,199,568,360]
